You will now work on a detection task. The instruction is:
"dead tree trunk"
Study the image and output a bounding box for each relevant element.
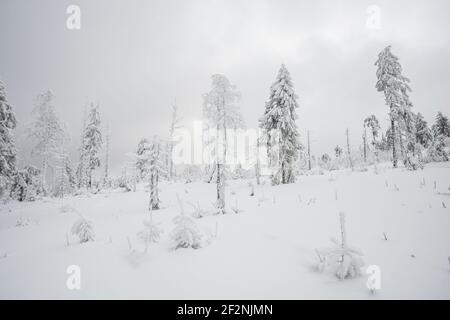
[346,128,354,171]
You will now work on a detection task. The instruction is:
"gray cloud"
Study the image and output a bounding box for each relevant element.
[1,0,449,174]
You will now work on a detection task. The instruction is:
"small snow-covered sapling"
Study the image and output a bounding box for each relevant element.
[71,217,95,243]
[317,212,364,280]
[170,194,202,249]
[231,198,243,214]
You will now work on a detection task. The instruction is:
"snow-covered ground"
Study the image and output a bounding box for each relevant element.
[1,162,449,300]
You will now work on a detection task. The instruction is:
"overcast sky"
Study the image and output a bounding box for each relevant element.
[1,0,449,175]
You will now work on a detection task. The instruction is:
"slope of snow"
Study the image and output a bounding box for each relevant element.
[0,162,449,299]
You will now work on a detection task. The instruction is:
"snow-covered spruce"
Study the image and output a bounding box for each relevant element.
[79,103,103,190]
[71,217,95,243]
[148,136,167,211]
[10,165,43,201]
[0,79,18,199]
[27,90,68,194]
[375,46,421,170]
[259,64,302,185]
[135,138,151,181]
[170,194,202,250]
[317,212,364,280]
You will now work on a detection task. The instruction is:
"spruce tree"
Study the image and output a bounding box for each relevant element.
[136,138,151,181]
[27,90,67,193]
[432,112,450,138]
[80,103,103,189]
[259,64,301,185]
[415,112,433,148]
[0,79,18,197]
[148,137,166,211]
[375,46,413,168]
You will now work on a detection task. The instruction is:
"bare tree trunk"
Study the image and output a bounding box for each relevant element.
[255,138,261,185]
[391,118,398,168]
[346,128,354,171]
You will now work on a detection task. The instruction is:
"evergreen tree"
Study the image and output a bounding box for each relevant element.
[375,46,413,168]
[102,123,110,187]
[80,103,103,189]
[148,137,166,211]
[259,64,301,185]
[415,112,433,148]
[334,145,343,158]
[136,138,151,181]
[27,90,68,193]
[432,112,450,138]
[0,79,18,197]
[168,102,182,180]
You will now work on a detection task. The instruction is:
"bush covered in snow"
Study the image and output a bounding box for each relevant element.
[71,217,95,243]
[170,195,202,249]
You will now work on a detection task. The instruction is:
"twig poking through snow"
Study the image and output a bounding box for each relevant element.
[383,232,388,241]
[442,202,447,209]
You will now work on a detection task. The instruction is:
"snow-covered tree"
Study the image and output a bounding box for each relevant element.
[168,101,182,180]
[203,74,241,214]
[414,112,433,148]
[71,216,95,243]
[375,46,413,168]
[427,135,449,162]
[102,123,111,187]
[432,112,450,138]
[334,145,343,158]
[259,64,301,185]
[53,150,76,198]
[136,138,151,181]
[80,103,102,189]
[10,165,42,201]
[170,194,202,249]
[27,90,67,194]
[148,137,167,211]
[0,79,18,198]
[317,212,365,280]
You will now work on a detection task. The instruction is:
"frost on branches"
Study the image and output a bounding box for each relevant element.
[170,194,202,250]
[10,165,43,201]
[27,90,68,194]
[79,103,103,189]
[71,217,95,243]
[317,212,364,280]
[259,64,301,185]
[202,74,242,214]
[0,79,18,198]
[148,137,167,211]
[375,46,421,170]
[136,138,151,181]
